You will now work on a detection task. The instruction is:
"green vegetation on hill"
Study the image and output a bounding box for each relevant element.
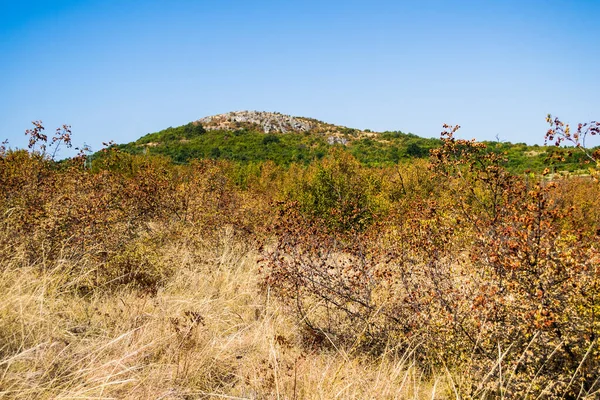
[349,131,440,165]
[120,123,330,165]
[117,115,598,174]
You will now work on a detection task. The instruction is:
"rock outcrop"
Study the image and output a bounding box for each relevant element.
[197,111,315,134]
[195,111,377,146]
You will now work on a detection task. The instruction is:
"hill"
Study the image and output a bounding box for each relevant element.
[117,110,439,165]
[118,110,592,172]
[3,118,600,398]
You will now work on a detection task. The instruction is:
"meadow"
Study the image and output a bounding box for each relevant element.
[1,119,599,399]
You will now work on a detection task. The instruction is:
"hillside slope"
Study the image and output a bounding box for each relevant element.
[118,111,591,172]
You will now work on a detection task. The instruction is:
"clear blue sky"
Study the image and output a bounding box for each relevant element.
[1,0,599,156]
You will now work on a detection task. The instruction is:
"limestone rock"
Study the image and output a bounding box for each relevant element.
[198,111,314,134]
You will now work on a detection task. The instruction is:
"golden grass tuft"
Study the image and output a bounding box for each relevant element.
[0,226,451,399]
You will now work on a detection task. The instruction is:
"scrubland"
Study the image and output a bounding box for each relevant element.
[1,121,599,399]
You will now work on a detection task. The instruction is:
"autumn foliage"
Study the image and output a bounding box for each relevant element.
[1,118,599,398]
[262,121,600,398]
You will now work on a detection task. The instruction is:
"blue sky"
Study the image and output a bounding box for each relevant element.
[1,0,599,156]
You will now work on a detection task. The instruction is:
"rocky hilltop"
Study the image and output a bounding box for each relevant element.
[196,111,373,144]
[198,111,314,134]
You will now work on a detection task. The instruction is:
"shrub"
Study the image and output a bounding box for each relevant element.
[262,124,600,398]
[288,148,385,232]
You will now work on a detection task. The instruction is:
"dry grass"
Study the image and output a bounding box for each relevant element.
[0,227,452,399]
[3,124,599,399]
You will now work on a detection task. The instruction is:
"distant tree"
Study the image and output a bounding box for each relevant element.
[183,122,205,138]
[262,134,280,145]
[406,142,427,158]
[210,147,221,158]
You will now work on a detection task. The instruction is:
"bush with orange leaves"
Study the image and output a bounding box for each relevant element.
[0,122,253,294]
[262,123,600,398]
